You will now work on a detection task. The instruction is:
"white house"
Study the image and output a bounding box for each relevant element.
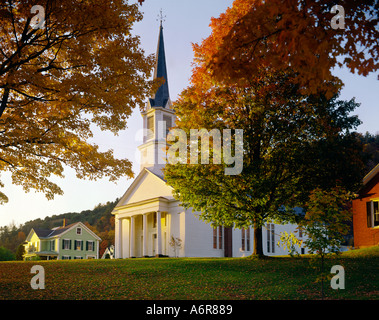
[112,23,308,258]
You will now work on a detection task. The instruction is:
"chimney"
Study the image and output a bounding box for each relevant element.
[63,218,66,227]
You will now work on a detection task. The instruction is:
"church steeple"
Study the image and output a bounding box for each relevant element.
[149,22,170,109]
[138,18,176,174]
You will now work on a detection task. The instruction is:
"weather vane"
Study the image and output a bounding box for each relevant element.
[157,9,166,26]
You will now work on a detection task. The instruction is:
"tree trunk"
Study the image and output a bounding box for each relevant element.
[252,223,264,257]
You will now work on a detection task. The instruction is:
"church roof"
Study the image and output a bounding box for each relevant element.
[149,24,170,108]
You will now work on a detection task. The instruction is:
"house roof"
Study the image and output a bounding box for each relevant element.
[363,163,379,186]
[33,223,76,238]
[33,229,53,238]
[26,222,101,241]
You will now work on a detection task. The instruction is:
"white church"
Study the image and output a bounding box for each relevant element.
[112,23,307,258]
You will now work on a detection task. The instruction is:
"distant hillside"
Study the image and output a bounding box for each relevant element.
[0,199,118,257]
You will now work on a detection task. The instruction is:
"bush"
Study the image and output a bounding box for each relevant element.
[0,246,15,261]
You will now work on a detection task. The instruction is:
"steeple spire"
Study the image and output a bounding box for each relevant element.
[138,13,175,174]
[149,12,170,109]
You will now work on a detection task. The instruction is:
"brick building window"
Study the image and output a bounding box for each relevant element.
[367,200,379,228]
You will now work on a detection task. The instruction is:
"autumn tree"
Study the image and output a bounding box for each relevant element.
[0,0,159,204]
[300,187,354,298]
[194,0,378,97]
[164,0,370,257]
[165,69,364,256]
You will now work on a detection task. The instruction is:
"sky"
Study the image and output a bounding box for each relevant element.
[0,0,378,228]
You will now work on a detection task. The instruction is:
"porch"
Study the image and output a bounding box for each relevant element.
[24,250,58,261]
[114,197,172,258]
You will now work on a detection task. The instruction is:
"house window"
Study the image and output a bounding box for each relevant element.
[367,200,379,228]
[50,240,55,251]
[86,241,94,251]
[76,227,82,235]
[74,256,83,259]
[62,239,71,250]
[62,255,71,260]
[267,224,275,253]
[74,240,83,251]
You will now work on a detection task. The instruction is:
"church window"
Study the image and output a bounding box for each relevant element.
[246,228,250,251]
[241,228,251,251]
[213,227,217,249]
[218,226,223,249]
[267,224,275,253]
[241,228,245,251]
[163,115,172,136]
[213,226,223,249]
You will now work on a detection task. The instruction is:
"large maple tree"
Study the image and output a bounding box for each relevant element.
[164,0,369,256]
[165,71,364,256]
[0,0,158,204]
[194,0,378,97]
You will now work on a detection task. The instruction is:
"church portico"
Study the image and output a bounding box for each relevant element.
[114,197,171,258]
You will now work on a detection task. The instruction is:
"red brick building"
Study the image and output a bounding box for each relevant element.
[352,164,379,248]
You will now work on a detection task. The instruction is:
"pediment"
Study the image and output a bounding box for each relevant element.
[114,168,174,209]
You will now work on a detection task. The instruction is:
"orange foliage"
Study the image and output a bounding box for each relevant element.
[0,1,158,203]
[192,0,378,97]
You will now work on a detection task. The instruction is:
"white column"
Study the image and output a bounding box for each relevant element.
[143,214,148,257]
[156,211,162,256]
[122,219,130,258]
[115,218,122,259]
[130,216,135,258]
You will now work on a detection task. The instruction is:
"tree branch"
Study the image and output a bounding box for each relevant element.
[0,87,10,118]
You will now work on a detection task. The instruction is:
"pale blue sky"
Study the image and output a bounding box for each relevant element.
[0,0,378,227]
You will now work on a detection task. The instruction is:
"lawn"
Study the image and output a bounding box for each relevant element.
[0,247,378,300]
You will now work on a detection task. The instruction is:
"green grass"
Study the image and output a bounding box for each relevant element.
[0,247,378,300]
